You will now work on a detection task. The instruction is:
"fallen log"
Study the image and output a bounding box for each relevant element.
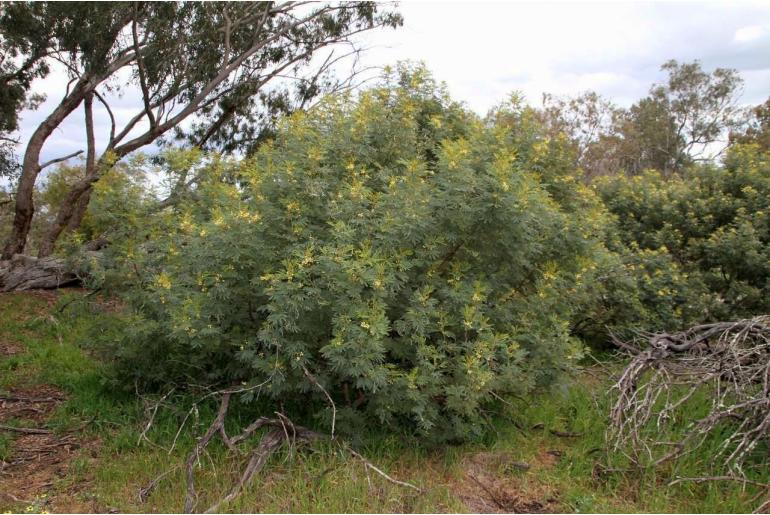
[0,251,100,292]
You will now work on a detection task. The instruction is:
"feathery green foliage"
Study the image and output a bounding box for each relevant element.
[98,66,608,442]
[596,143,770,327]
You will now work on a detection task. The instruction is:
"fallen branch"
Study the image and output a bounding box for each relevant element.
[178,389,421,513]
[550,429,583,438]
[139,465,181,503]
[754,496,770,514]
[1,492,34,504]
[609,316,770,511]
[0,252,99,291]
[138,387,176,447]
[668,475,770,489]
[468,474,507,511]
[203,427,291,514]
[345,445,423,492]
[0,424,52,434]
[56,287,103,314]
[0,395,64,403]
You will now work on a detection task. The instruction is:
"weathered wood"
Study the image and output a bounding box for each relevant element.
[0,252,98,292]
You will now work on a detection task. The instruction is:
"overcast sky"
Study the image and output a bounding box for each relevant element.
[13,0,770,164]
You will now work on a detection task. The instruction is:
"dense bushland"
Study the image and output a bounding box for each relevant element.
[3,62,770,512]
[44,67,770,444]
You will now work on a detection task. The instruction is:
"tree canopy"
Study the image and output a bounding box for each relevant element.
[1,1,402,259]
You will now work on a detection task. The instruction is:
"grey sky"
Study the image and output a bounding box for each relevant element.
[13,0,770,165]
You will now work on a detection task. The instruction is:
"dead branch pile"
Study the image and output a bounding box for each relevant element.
[140,388,421,513]
[182,392,325,513]
[608,317,770,510]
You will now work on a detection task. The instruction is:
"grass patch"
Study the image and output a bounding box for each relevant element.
[0,290,767,513]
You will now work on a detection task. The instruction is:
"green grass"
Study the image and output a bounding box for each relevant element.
[0,290,767,513]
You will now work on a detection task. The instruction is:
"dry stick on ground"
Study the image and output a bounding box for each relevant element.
[344,445,423,492]
[2,493,34,504]
[668,475,770,489]
[0,395,64,403]
[184,392,233,513]
[668,476,770,514]
[0,424,52,435]
[467,473,508,511]
[608,316,770,511]
[137,387,176,448]
[139,465,181,503]
[550,429,583,438]
[755,496,770,514]
[173,385,422,513]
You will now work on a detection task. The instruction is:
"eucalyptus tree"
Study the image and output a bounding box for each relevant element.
[0,1,401,258]
[615,60,744,176]
[0,1,53,184]
[539,91,619,179]
[1,2,139,258]
[730,97,770,151]
[537,61,745,180]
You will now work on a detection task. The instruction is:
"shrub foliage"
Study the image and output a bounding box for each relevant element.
[100,67,607,441]
[596,144,770,326]
[95,65,770,442]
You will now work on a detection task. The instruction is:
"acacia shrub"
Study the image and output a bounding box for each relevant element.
[99,68,607,441]
[485,97,687,346]
[595,144,770,325]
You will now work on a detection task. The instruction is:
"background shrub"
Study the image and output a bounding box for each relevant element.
[596,144,770,326]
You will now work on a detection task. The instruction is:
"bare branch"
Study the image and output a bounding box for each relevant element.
[0,423,52,435]
[39,150,83,170]
[93,90,117,146]
[132,3,157,129]
[302,365,336,438]
[608,315,770,508]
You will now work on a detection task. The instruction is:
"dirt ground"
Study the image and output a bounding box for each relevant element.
[0,290,100,513]
[0,384,100,512]
[455,450,561,513]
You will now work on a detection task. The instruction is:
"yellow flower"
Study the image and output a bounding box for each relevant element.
[180,213,195,233]
[155,273,172,290]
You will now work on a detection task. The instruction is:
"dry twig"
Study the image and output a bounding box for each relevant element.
[0,424,52,434]
[609,316,770,510]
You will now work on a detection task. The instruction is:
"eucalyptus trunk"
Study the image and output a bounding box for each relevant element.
[37,93,96,258]
[1,78,91,259]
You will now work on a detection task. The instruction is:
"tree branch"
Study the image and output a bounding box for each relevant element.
[39,150,83,170]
